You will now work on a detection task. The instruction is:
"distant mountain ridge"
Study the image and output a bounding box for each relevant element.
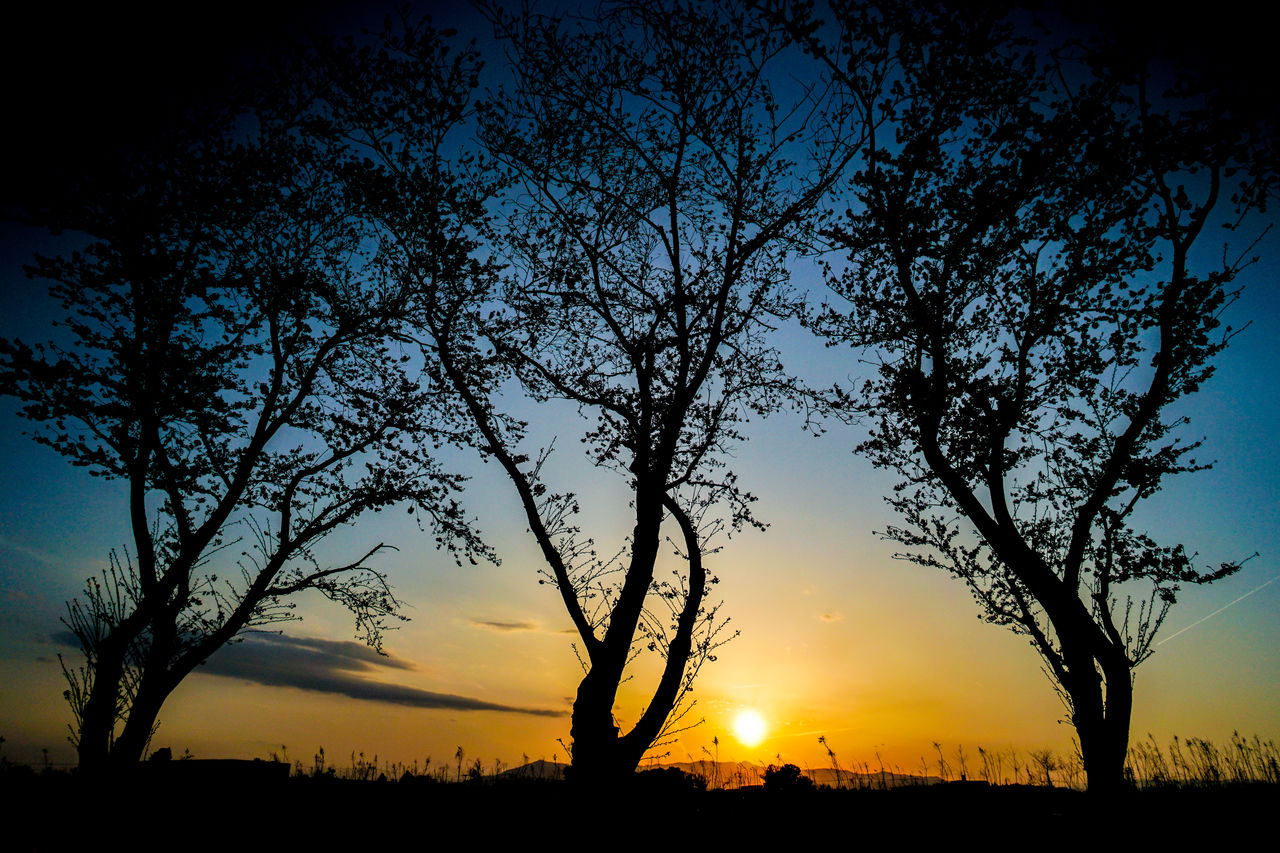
[498,758,941,788]
[499,758,567,780]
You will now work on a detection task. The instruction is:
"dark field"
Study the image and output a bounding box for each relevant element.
[6,765,1274,850]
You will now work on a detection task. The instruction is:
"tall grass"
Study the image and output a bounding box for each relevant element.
[16,732,1264,789]
[679,733,1280,791]
[1126,732,1280,788]
[269,744,566,783]
[908,732,1280,789]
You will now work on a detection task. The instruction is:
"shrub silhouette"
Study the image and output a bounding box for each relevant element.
[635,766,708,795]
[763,764,814,792]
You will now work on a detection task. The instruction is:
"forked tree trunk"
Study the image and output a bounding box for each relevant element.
[74,660,168,770]
[109,682,167,766]
[566,497,711,785]
[1065,652,1133,793]
[568,671,630,783]
[562,496,656,783]
[75,619,189,770]
[567,593,656,783]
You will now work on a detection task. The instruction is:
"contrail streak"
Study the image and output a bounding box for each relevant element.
[1156,574,1278,646]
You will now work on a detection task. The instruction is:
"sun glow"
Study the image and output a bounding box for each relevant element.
[732,710,768,748]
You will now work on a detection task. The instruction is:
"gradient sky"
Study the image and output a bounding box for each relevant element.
[1,1,1277,774]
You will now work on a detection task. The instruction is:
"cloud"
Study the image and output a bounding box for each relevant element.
[49,630,80,647]
[818,612,844,622]
[198,633,565,717]
[245,633,416,671]
[0,535,63,569]
[50,630,566,717]
[470,618,539,632]
[44,632,84,663]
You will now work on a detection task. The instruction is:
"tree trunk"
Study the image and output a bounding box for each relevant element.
[109,683,166,766]
[566,498,667,784]
[76,639,176,770]
[568,669,628,783]
[1068,653,1133,793]
[74,642,131,772]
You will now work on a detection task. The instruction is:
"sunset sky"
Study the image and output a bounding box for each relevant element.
[1,1,1277,775]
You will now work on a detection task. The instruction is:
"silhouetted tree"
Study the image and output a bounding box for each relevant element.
[345,0,848,783]
[0,36,489,770]
[780,0,1272,791]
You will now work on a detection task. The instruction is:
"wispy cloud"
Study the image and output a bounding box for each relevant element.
[49,630,79,648]
[246,633,417,671]
[470,618,539,632]
[0,535,65,570]
[53,631,565,717]
[818,612,844,622]
[38,632,79,663]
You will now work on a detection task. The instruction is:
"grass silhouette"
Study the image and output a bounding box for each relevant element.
[4,733,1277,850]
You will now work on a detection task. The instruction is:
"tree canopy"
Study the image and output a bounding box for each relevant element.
[360,0,851,780]
[0,33,490,768]
[790,0,1272,789]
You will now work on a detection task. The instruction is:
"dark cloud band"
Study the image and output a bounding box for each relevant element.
[198,633,565,717]
[469,619,539,632]
[49,631,565,717]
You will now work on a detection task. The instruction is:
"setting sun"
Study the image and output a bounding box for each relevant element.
[733,710,768,748]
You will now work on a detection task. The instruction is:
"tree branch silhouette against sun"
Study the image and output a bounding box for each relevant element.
[377,0,853,782]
